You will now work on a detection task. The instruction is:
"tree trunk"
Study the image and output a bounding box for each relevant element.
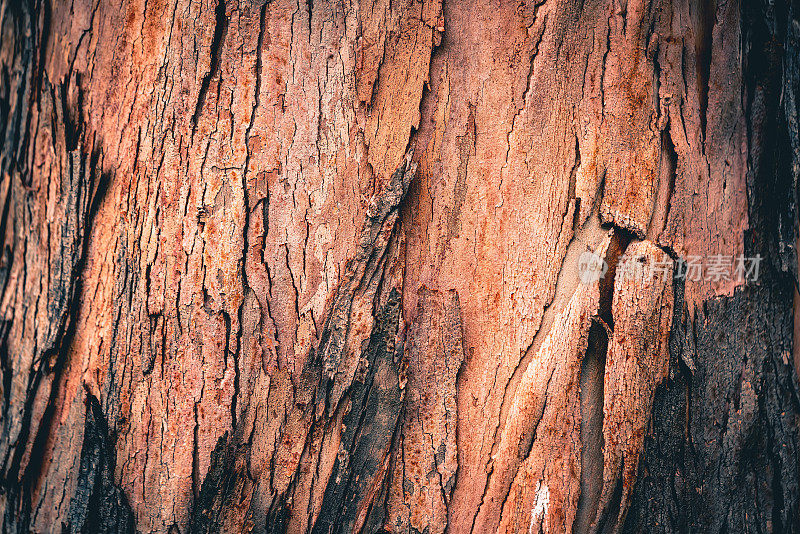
[0,0,798,532]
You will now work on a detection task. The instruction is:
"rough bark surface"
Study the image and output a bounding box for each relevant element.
[0,0,797,532]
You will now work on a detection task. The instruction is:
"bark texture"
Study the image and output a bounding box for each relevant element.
[0,0,797,532]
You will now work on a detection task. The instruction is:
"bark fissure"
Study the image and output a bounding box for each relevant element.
[191,0,229,136]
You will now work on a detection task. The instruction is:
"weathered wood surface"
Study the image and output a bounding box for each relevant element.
[0,0,797,532]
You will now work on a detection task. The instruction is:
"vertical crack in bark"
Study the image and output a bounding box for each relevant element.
[480,227,673,534]
[234,0,269,430]
[475,232,617,533]
[191,0,228,136]
[696,0,716,145]
[646,126,677,242]
[573,230,628,533]
[478,166,615,531]
[573,321,608,533]
[590,239,674,532]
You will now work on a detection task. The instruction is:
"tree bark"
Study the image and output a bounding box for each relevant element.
[0,0,797,532]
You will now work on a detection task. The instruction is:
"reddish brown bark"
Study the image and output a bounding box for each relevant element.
[0,0,797,532]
